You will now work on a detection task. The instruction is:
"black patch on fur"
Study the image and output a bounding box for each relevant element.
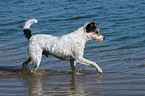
[23,29,32,40]
[86,22,97,33]
[42,50,49,57]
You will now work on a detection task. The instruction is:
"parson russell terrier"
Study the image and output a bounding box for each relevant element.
[22,19,105,73]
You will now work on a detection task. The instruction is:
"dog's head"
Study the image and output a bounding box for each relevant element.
[85,19,105,42]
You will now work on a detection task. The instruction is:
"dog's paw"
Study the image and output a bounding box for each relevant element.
[97,68,103,73]
[19,67,31,74]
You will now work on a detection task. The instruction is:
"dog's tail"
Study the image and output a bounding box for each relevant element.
[23,19,38,40]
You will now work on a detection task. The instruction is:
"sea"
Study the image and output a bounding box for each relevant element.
[0,0,145,96]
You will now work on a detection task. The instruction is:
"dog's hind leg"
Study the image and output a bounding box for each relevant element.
[31,59,41,73]
[31,53,42,73]
[76,57,103,73]
[21,58,33,72]
[70,60,76,72]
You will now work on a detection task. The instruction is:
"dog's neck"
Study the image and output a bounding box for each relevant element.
[65,25,93,46]
[76,24,95,41]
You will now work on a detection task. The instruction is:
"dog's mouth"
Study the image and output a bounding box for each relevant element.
[95,39,103,42]
[95,35,105,42]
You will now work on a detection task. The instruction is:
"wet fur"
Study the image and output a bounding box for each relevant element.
[22,19,105,73]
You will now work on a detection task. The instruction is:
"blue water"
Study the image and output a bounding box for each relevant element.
[0,0,145,95]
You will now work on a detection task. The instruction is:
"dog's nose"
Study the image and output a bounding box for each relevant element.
[103,36,105,40]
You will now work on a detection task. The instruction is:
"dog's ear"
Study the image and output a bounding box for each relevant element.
[86,19,97,33]
[93,19,96,24]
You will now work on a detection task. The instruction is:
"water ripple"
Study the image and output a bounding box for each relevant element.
[0,0,145,95]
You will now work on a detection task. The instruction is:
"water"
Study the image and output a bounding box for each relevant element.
[0,0,145,95]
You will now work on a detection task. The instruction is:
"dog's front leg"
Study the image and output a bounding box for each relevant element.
[70,60,76,72]
[76,56,103,73]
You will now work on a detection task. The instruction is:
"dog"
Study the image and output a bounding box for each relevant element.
[22,19,105,73]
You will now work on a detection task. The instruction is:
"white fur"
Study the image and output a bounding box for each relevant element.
[23,19,38,29]
[23,19,104,73]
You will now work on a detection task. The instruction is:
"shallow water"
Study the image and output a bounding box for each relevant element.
[0,0,145,95]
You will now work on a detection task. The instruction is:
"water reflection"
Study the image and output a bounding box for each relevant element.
[27,76,43,96]
[22,72,103,96]
[0,66,103,95]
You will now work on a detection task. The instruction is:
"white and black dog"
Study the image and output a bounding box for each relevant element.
[22,19,105,73]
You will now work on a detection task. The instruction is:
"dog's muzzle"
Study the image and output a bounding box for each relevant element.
[95,35,105,42]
